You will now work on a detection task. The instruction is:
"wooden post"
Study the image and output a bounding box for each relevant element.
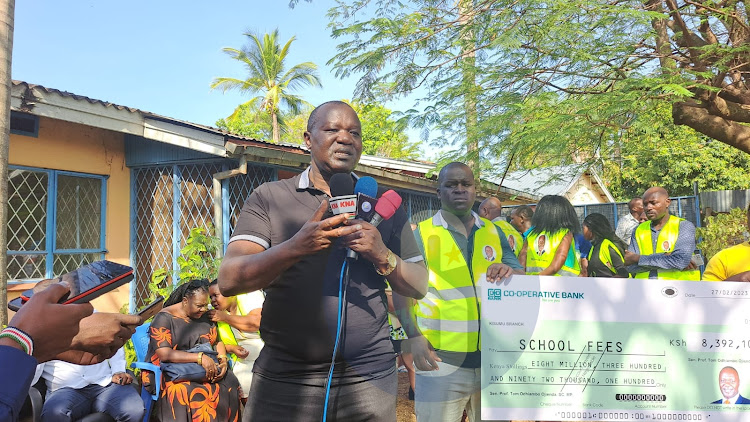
[0,0,15,325]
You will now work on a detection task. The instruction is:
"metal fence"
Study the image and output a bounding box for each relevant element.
[129,162,443,308]
[129,161,278,308]
[399,189,441,225]
[699,189,750,213]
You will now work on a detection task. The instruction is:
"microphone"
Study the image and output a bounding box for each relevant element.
[346,190,402,260]
[328,173,356,217]
[347,177,379,259]
[371,190,402,227]
[354,176,378,222]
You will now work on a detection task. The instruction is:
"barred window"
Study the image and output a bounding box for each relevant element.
[7,166,106,283]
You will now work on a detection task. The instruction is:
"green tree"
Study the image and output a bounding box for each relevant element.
[212,29,322,143]
[348,101,421,160]
[279,109,309,145]
[326,0,750,180]
[697,208,749,261]
[218,99,420,157]
[216,102,308,145]
[149,227,222,301]
[603,103,750,199]
[216,102,271,140]
[329,1,490,168]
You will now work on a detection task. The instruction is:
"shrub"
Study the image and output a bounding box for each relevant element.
[148,226,222,301]
[697,208,749,261]
[119,302,139,378]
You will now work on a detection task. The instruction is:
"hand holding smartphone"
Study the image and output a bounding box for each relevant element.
[691,253,705,267]
[135,296,165,322]
[9,260,134,311]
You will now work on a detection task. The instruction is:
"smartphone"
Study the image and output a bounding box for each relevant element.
[691,253,705,267]
[8,260,134,311]
[136,296,165,321]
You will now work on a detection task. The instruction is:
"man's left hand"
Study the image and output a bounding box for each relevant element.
[624,251,639,266]
[487,263,514,283]
[341,219,388,264]
[112,372,133,385]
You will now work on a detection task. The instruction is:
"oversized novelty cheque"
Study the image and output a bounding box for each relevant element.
[481,275,750,421]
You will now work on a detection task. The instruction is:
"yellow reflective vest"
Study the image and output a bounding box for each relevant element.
[493,219,522,257]
[526,229,581,276]
[587,238,626,276]
[216,293,260,362]
[633,216,699,280]
[416,215,503,353]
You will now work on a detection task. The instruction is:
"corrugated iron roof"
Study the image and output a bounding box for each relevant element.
[13,80,142,113]
[11,79,540,202]
[489,165,586,197]
[13,79,287,147]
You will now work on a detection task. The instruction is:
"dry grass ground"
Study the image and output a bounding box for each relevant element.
[396,372,579,422]
[396,371,417,422]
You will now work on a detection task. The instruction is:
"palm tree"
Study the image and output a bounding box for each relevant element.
[211,29,322,143]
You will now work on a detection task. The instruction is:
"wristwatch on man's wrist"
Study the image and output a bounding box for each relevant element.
[375,249,398,276]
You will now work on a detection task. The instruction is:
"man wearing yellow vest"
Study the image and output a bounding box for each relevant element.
[509,205,534,240]
[395,162,524,422]
[624,187,700,280]
[479,196,522,257]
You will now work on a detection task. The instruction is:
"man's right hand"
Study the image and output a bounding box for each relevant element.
[207,309,228,323]
[407,335,441,371]
[7,282,94,363]
[69,312,140,359]
[288,200,361,256]
[727,270,750,282]
[225,344,250,359]
[200,353,218,381]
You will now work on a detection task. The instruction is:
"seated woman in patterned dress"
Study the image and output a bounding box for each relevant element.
[144,278,242,421]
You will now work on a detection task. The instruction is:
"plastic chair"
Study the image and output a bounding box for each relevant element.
[130,322,161,422]
[78,414,115,422]
[27,382,44,422]
[27,379,114,422]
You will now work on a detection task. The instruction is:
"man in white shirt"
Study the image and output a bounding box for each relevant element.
[615,197,644,245]
[36,347,144,421]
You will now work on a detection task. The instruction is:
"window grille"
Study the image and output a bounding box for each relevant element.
[131,166,175,308]
[130,162,277,308]
[228,166,277,230]
[6,167,106,282]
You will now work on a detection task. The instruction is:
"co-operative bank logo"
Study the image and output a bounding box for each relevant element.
[488,289,502,301]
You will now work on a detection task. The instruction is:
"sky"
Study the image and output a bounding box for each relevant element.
[12,0,426,148]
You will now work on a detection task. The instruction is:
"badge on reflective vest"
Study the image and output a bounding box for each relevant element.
[536,234,548,255]
[483,245,497,262]
[507,234,517,251]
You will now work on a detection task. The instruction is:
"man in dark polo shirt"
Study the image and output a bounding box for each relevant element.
[218,100,428,422]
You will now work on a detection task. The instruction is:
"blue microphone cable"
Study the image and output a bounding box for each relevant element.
[322,258,351,421]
